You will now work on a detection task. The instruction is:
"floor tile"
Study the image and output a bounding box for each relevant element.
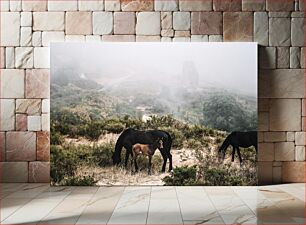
[108,187,150,224]
[76,187,124,224]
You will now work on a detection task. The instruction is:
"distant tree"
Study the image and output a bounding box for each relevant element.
[202,95,256,132]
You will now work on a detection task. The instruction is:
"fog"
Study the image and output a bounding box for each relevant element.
[51,42,257,97]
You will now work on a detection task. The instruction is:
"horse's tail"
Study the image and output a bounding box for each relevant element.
[163,131,172,153]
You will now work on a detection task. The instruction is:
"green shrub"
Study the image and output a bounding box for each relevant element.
[50,145,78,183]
[162,165,197,186]
[62,175,97,186]
[92,143,114,167]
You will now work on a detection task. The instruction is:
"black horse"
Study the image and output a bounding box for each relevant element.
[112,128,173,172]
[218,131,257,164]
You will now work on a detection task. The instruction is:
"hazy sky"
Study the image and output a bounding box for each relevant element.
[51,42,257,96]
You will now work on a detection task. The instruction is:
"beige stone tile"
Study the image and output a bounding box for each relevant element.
[223,12,253,42]
[65,35,86,42]
[173,37,190,42]
[1,12,20,46]
[269,99,301,131]
[173,12,190,31]
[161,12,172,29]
[276,47,290,68]
[6,132,36,161]
[37,131,50,161]
[191,12,222,35]
[33,12,65,31]
[78,0,104,11]
[42,32,65,46]
[258,112,269,131]
[258,143,274,161]
[16,114,27,131]
[179,0,212,11]
[136,12,160,35]
[48,0,78,11]
[0,132,5,161]
[259,69,304,98]
[242,0,265,11]
[105,0,120,11]
[0,162,28,182]
[264,132,286,142]
[282,162,306,183]
[20,27,32,47]
[136,35,160,42]
[295,146,305,161]
[0,69,24,98]
[25,69,50,98]
[29,162,50,183]
[21,12,32,26]
[266,0,294,11]
[1,47,5,69]
[93,12,113,35]
[121,0,153,11]
[254,12,268,46]
[295,132,305,145]
[102,35,135,42]
[16,99,41,115]
[274,142,295,161]
[66,12,92,35]
[155,0,178,11]
[15,47,33,68]
[213,0,242,11]
[10,0,22,11]
[258,162,273,185]
[269,18,291,46]
[114,12,135,35]
[22,0,47,11]
[27,115,41,131]
[0,99,15,131]
[33,47,50,68]
[41,113,50,131]
[0,0,9,11]
[259,47,276,69]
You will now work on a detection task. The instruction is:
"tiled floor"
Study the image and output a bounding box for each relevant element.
[0,183,305,224]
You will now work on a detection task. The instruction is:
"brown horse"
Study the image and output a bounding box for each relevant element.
[132,139,163,175]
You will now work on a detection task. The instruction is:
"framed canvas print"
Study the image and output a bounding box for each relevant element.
[50,43,257,186]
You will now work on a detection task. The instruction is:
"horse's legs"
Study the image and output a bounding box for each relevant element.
[231,147,236,162]
[160,152,167,173]
[148,155,152,175]
[167,153,173,172]
[124,144,132,168]
[134,156,139,172]
[237,147,242,165]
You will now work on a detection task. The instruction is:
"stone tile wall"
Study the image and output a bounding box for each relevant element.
[0,0,305,184]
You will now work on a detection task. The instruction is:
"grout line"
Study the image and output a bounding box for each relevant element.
[202,186,227,225]
[174,186,185,225]
[105,186,126,225]
[37,186,76,223]
[75,186,100,224]
[145,186,152,225]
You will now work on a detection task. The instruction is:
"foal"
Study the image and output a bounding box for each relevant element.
[132,139,163,175]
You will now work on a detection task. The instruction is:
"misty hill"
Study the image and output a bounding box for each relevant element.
[51,72,257,132]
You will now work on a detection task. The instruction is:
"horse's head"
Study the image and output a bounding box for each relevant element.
[112,151,121,165]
